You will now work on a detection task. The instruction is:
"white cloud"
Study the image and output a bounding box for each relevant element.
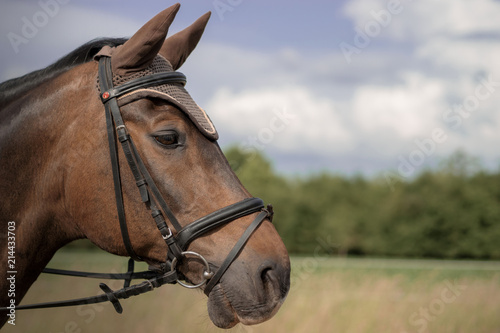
[184,42,308,97]
[417,39,500,78]
[351,72,447,140]
[402,0,500,39]
[337,0,500,170]
[207,85,353,155]
[343,0,500,41]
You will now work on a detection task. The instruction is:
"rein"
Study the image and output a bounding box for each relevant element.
[0,57,273,313]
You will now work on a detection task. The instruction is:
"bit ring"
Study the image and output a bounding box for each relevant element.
[170,251,213,289]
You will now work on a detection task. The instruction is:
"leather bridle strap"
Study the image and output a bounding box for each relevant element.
[42,266,158,280]
[204,209,269,296]
[176,197,267,250]
[98,56,184,261]
[6,270,179,313]
[103,84,142,261]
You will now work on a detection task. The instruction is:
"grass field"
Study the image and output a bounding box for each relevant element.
[3,251,500,333]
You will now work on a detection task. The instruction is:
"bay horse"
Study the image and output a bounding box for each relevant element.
[0,4,290,329]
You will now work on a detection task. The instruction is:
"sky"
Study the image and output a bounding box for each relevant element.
[1,0,500,178]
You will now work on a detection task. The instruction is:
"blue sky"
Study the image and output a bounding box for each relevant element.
[2,0,500,179]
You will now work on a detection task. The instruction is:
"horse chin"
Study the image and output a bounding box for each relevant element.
[206,286,239,329]
[206,283,284,329]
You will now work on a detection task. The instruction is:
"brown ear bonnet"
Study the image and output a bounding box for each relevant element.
[94,5,218,140]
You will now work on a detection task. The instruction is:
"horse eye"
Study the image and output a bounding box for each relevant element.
[154,132,179,147]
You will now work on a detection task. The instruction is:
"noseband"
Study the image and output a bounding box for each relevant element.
[1,57,273,313]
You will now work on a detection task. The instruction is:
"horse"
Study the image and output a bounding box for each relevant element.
[0,4,290,329]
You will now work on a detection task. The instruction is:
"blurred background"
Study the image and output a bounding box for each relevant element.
[1,1,500,332]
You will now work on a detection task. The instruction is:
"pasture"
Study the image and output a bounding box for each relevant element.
[4,250,500,333]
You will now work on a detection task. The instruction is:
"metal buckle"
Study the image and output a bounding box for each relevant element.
[116,124,126,132]
[170,251,214,289]
[161,227,173,240]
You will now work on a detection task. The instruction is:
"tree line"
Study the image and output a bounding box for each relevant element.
[225,147,500,259]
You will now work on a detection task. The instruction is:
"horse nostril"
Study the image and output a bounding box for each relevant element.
[257,262,290,300]
[260,266,273,284]
[259,263,290,300]
[258,261,276,282]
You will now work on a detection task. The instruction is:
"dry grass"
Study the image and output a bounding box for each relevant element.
[3,253,500,333]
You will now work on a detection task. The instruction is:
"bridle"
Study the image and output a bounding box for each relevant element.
[1,56,273,313]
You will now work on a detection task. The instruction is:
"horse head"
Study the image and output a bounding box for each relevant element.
[0,3,289,329]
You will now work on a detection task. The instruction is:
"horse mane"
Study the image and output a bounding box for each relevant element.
[0,38,127,107]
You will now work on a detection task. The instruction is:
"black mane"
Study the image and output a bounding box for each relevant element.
[0,38,127,107]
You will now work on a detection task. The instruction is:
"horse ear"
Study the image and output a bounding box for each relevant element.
[111,3,181,76]
[159,11,211,70]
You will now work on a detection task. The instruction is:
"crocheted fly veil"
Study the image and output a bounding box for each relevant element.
[95,47,218,140]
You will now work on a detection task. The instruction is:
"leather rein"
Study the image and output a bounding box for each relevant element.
[1,56,273,314]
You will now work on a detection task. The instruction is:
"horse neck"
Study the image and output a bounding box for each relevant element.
[0,63,96,312]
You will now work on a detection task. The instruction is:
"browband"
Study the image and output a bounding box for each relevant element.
[100,72,187,102]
